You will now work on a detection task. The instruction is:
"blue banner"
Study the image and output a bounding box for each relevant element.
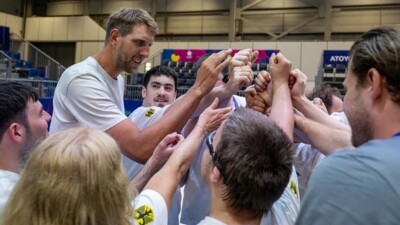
[323,50,349,66]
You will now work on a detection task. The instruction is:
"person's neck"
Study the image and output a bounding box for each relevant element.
[372,100,400,139]
[0,147,22,174]
[209,188,262,225]
[93,48,121,80]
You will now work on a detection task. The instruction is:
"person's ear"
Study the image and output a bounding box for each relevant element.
[367,68,383,100]
[209,166,224,185]
[141,86,147,99]
[7,123,24,143]
[109,29,120,47]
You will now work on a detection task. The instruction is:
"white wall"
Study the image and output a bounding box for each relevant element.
[75,39,353,92]
[1,11,354,92]
[25,16,105,41]
[42,0,400,37]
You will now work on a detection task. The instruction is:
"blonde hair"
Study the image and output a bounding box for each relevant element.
[1,127,133,225]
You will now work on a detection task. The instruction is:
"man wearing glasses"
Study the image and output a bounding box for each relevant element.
[197,53,300,225]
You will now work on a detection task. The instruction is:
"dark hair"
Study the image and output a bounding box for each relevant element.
[307,83,342,111]
[193,53,229,82]
[349,25,400,103]
[143,65,178,91]
[0,81,38,139]
[105,8,159,44]
[217,107,294,216]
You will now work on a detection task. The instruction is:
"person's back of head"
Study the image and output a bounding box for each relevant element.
[217,107,294,216]
[349,25,400,103]
[0,127,132,225]
[104,8,159,44]
[143,65,178,91]
[307,83,342,114]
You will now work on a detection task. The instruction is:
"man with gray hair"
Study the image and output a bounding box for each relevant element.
[50,8,231,164]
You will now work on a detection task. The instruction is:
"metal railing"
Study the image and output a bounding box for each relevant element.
[1,77,245,100]
[10,32,66,80]
[0,78,58,98]
[0,50,13,78]
[125,84,244,100]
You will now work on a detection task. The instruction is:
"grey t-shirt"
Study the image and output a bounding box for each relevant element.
[296,136,400,225]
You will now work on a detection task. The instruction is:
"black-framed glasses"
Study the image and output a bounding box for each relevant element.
[206,131,225,177]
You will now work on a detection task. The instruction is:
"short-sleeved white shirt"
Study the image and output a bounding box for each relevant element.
[0,169,19,214]
[123,106,168,179]
[49,57,126,134]
[133,189,168,225]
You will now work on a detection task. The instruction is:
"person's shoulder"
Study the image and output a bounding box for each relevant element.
[61,57,99,79]
[129,106,167,120]
[0,170,19,195]
[133,189,168,225]
[306,148,356,185]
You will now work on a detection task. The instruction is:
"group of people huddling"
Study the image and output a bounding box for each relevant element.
[1,8,399,225]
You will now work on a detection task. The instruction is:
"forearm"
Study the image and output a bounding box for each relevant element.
[270,83,294,141]
[124,88,204,163]
[143,125,206,207]
[293,95,350,131]
[190,84,235,118]
[130,155,164,193]
[295,115,353,155]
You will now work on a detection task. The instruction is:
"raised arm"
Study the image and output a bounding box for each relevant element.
[107,50,232,163]
[130,132,181,192]
[189,49,257,118]
[294,114,353,155]
[143,98,231,208]
[269,53,294,141]
[290,69,350,131]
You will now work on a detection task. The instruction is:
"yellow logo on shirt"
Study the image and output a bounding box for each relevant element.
[290,180,299,199]
[145,108,155,118]
[135,204,154,225]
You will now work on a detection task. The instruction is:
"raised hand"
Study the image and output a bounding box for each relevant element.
[290,68,308,100]
[194,49,232,95]
[269,53,292,86]
[230,49,259,68]
[151,132,184,168]
[254,70,272,93]
[197,98,232,133]
[244,85,268,114]
[225,65,254,92]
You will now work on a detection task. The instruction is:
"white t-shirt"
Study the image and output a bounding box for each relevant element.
[49,57,126,134]
[125,105,181,225]
[330,111,349,126]
[123,106,168,179]
[0,169,19,214]
[194,167,300,225]
[133,189,168,225]
[294,143,325,198]
[261,166,301,225]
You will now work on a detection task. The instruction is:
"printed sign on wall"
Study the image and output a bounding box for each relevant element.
[162,49,280,64]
